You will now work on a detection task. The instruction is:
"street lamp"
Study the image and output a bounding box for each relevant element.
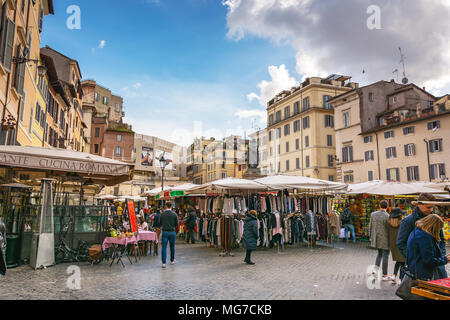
[159,154,168,191]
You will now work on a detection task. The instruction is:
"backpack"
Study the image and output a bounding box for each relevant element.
[341,208,352,224]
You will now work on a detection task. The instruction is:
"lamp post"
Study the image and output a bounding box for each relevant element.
[159,154,168,192]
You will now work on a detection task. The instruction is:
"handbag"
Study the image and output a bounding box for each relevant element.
[395,229,426,300]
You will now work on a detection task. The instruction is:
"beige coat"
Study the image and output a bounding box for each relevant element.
[369,210,390,250]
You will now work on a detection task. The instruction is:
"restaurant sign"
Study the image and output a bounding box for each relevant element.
[0,152,129,176]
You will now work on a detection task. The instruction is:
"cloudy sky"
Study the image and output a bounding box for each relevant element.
[42,0,450,146]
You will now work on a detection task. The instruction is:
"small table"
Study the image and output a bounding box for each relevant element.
[136,231,158,257]
[102,237,138,267]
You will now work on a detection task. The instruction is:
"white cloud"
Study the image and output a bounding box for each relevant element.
[133,82,142,89]
[235,109,266,121]
[223,0,450,96]
[248,64,297,106]
[98,40,106,49]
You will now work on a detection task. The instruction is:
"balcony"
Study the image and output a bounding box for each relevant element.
[107,122,133,133]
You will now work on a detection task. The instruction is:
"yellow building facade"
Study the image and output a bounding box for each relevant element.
[267,75,358,181]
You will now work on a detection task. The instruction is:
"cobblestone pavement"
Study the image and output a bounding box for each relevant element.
[1,239,449,300]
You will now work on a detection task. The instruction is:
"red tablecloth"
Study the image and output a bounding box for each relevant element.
[102,231,158,251]
[427,278,450,288]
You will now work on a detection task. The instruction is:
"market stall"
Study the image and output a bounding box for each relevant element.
[334,180,448,240]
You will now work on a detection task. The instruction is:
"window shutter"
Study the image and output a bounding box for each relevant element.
[415,167,419,181]
[407,168,411,181]
[430,165,435,180]
[404,145,408,156]
[349,146,353,162]
[2,15,15,72]
[386,169,390,181]
[395,168,400,181]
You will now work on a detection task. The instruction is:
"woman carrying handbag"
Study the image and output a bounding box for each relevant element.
[396,214,450,300]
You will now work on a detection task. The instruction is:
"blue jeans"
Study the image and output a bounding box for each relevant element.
[344,224,356,243]
[161,231,176,264]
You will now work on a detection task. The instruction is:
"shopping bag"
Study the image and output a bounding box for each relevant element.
[339,228,346,239]
[395,273,425,300]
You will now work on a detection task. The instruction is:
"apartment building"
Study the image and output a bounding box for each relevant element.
[0,0,54,146]
[186,137,215,185]
[331,80,450,183]
[40,46,86,152]
[249,129,269,176]
[266,74,358,181]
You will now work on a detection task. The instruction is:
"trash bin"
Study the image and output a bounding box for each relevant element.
[6,234,21,268]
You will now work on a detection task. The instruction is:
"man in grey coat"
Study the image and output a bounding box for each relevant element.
[369,200,390,281]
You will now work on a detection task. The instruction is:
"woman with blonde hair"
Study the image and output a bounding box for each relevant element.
[406,214,450,281]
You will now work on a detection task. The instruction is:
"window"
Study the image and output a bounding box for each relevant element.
[115,146,121,157]
[268,130,272,141]
[403,126,415,135]
[293,120,300,132]
[329,175,334,182]
[327,135,332,147]
[20,90,26,122]
[305,156,310,168]
[115,103,120,112]
[284,124,290,136]
[103,96,109,105]
[427,121,440,130]
[284,106,290,119]
[94,144,99,154]
[269,114,274,126]
[368,171,374,181]
[286,142,289,153]
[294,101,300,114]
[324,115,334,128]
[386,147,397,159]
[303,116,310,129]
[35,102,41,123]
[343,112,350,127]
[302,97,310,111]
[95,92,100,102]
[296,139,300,150]
[270,147,273,157]
[407,166,420,182]
[364,136,372,144]
[365,150,374,161]
[430,164,446,180]
[384,131,394,139]
[28,106,33,134]
[117,134,122,142]
[386,168,400,181]
[0,5,15,72]
[13,44,26,95]
[275,111,281,123]
[276,128,281,139]
[368,92,374,102]
[113,187,119,196]
[296,158,300,169]
[393,96,398,103]
[323,95,332,109]
[328,155,334,167]
[94,127,100,138]
[342,146,353,163]
[404,144,416,156]
[277,144,280,155]
[286,160,290,171]
[277,162,280,173]
[429,139,443,153]
[344,175,354,183]
[305,136,309,148]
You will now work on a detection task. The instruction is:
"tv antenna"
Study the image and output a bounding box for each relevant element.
[398,47,408,84]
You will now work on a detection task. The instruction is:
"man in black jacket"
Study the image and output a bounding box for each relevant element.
[185,207,197,244]
[160,203,179,268]
[396,193,447,279]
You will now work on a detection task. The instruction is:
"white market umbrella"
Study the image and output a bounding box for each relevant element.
[189,177,268,193]
[96,194,117,200]
[347,180,446,196]
[255,174,347,191]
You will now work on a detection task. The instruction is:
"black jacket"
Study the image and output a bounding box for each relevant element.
[159,210,179,232]
[0,222,6,275]
[242,213,258,251]
[185,211,197,230]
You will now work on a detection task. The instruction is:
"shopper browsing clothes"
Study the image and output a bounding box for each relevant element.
[185,207,197,244]
[242,210,259,265]
[0,222,6,278]
[341,205,356,243]
[388,208,406,285]
[160,203,179,268]
[369,200,390,281]
[406,214,450,281]
[397,193,448,279]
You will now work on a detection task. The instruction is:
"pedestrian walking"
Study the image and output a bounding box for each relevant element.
[152,208,163,256]
[242,210,258,265]
[405,214,450,281]
[369,200,390,281]
[397,193,448,279]
[341,205,356,243]
[185,207,197,244]
[159,203,179,268]
[0,222,6,278]
[388,208,406,285]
